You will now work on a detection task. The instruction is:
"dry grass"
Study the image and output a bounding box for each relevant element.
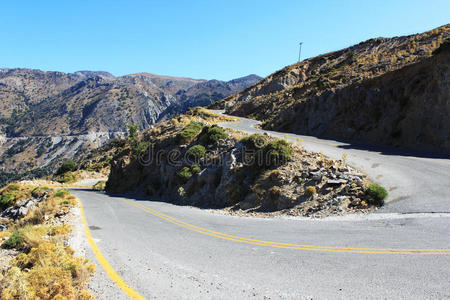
[0,183,95,299]
[305,186,317,196]
[187,107,238,124]
[0,231,11,239]
[2,242,95,299]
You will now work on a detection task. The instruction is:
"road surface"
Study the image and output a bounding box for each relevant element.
[72,113,450,299]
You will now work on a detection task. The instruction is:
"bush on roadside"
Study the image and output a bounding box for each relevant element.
[31,186,50,198]
[365,183,388,205]
[241,135,293,170]
[1,241,95,299]
[0,184,94,300]
[93,180,106,191]
[55,189,70,198]
[56,172,76,184]
[241,133,269,150]
[177,164,202,183]
[263,139,293,168]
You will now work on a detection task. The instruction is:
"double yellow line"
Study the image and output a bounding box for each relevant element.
[120,198,450,255]
[78,195,450,300]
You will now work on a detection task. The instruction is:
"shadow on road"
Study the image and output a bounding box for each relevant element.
[335,141,450,160]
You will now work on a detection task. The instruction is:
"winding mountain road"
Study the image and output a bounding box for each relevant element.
[72,112,450,299]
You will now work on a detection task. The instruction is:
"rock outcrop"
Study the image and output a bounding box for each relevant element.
[106,112,382,217]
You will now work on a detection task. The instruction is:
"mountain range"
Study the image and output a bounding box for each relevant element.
[0,69,261,136]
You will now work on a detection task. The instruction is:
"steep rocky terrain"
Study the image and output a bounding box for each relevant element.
[212,24,449,153]
[0,70,260,186]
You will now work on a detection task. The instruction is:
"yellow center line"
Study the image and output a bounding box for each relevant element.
[119,198,450,255]
[79,198,146,300]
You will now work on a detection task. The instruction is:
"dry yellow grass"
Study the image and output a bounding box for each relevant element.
[0,183,95,299]
[2,242,95,299]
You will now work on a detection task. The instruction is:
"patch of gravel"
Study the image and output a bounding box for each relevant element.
[0,249,19,273]
[67,205,87,257]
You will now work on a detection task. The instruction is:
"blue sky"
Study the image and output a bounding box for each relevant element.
[1,0,449,80]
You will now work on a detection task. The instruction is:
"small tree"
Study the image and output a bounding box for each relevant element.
[56,160,77,175]
[127,124,139,140]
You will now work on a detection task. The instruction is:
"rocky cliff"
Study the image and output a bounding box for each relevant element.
[212,24,449,153]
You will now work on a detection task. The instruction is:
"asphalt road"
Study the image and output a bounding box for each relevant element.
[72,113,450,299]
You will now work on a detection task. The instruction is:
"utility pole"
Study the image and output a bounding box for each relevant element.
[298,42,303,62]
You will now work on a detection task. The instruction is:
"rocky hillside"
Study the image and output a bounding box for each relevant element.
[0,70,260,186]
[106,109,387,217]
[160,75,262,120]
[212,24,449,153]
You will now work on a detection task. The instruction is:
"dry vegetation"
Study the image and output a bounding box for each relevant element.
[0,183,95,299]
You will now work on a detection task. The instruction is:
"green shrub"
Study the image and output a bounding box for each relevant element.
[131,140,150,158]
[186,145,206,161]
[57,172,76,184]
[2,230,25,249]
[36,144,47,158]
[55,189,70,198]
[178,122,204,143]
[0,184,25,209]
[263,139,293,168]
[31,187,49,198]
[241,134,269,150]
[191,165,201,175]
[7,184,20,191]
[177,167,193,183]
[200,125,228,145]
[0,193,15,209]
[365,183,388,205]
[127,123,139,139]
[56,160,77,175]
[242,136,293,170]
